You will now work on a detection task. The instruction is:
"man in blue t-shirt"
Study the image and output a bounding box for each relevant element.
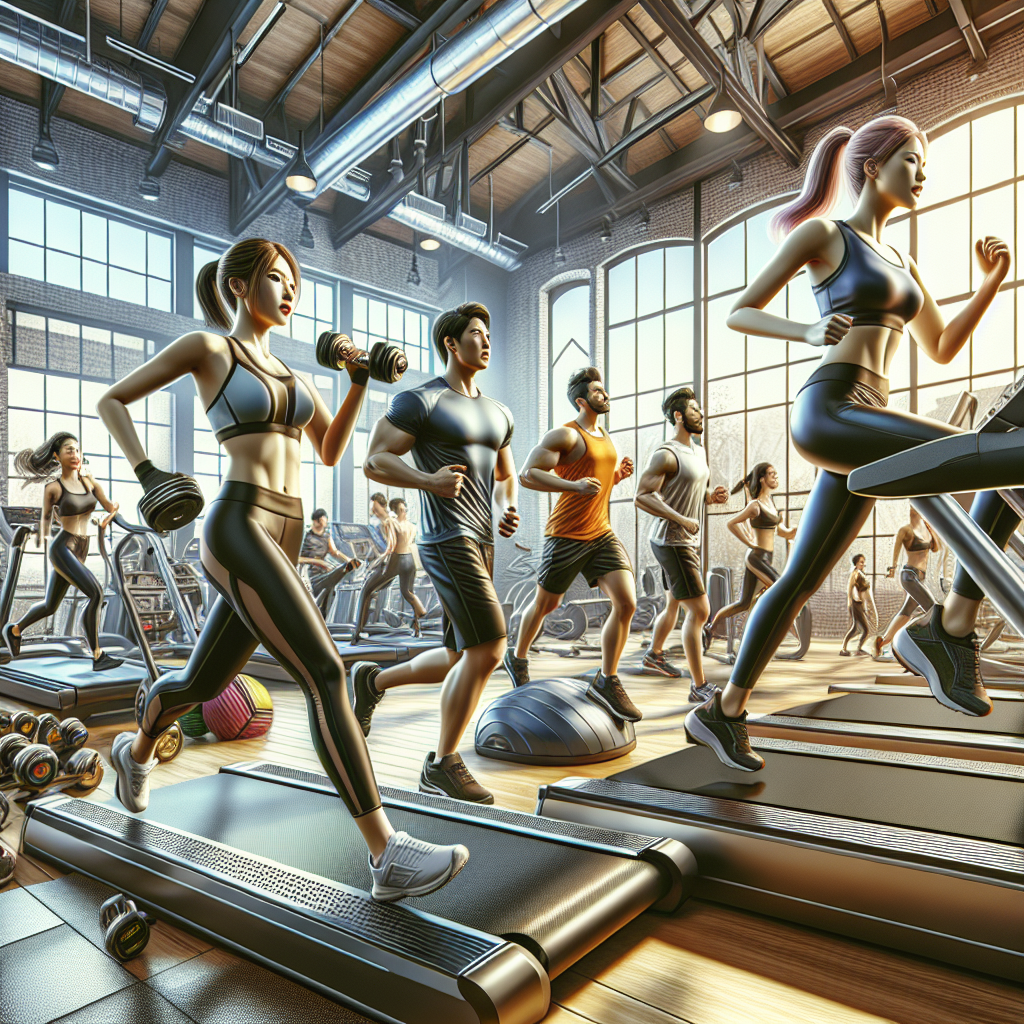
[349,302,519,805]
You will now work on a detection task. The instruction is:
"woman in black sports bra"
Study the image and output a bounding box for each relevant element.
[873,507,941,657]
[97,238,468,903]
[685,115,1014,772]
[3,432,122,670]
[702,463,796,650]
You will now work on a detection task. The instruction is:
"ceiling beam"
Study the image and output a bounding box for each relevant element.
[326,0,640,249]
[143,0,265,180]
[641,0,801,166]
[137,0,172,51]
[525,0,1024,246]
[365,0,422,30]
[947,0,988,64]
[744,0,803,40]
[597,83,713,165]
[469,114,556,186]
[230,0,484,234]
[620,15,690,96]
[820,0,858,62]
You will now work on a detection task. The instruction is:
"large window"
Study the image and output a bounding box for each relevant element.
[548,283,591,431]
[605,243,695,572]
[8,188,172,311]
[702,99,1024,636]
[353,293,434,374]
[7,311,171,598]
[289,273,336,345]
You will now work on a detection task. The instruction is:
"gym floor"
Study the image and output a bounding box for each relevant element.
[2,637,1022,1024]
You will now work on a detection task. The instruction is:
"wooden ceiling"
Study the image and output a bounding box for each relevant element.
[2,0,1011,260]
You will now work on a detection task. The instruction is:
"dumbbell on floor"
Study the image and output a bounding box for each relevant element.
[100,894,151,961]
[316,333,408,383]
[0,711,39,740]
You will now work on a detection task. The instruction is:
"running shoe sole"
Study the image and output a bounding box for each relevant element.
[418,775,495,804]
[683,708,762,772]
[585,684,642,723]
[891,630,988,717]
[372,847,470,902]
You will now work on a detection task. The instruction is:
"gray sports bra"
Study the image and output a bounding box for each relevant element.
[205,336,315,444]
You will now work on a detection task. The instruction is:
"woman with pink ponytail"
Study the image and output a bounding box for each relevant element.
[684,115,1014,772]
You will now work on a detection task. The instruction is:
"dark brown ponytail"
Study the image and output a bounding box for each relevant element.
[14,432,78,486]
[196,260,230,329]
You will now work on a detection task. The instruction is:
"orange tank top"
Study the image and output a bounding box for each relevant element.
[545,422,618,542]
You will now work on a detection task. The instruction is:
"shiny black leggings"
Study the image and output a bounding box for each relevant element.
[139,482,380,817]
[843,601,871,651]
[713,547,778,624]
[16,532,101,651]
[731,363,1020,690]
[353,552,419,637]
[895,565,936,619]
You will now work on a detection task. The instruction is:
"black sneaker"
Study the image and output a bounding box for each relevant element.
[642,650,681,678]
[351,662,385,736]
[701,622,714,653]
[92,652,123,672]
[419,752,493,804]
[587,673,642,722]
[892,609,992,717]
[503,648,530,688]
[688,680,717,704]
[683,691,764,772]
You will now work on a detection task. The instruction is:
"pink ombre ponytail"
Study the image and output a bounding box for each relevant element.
[770,116,926,240]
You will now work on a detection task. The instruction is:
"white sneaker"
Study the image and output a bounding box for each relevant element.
[110,732,156,813]
[368,831,469,902]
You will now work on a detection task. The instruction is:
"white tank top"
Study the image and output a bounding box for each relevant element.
[649,438,709,548]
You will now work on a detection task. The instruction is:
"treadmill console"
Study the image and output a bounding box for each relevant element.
[977,372,1024,432]
[2,507,40,528]
[331,522,381,560]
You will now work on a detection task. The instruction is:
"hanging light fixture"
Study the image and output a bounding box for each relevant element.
[727,160,743,189]
[139,174,160,201]
[287,25,325,193]
[703,64,742,134]
[637,203,650,232]
[419,236,441,251]
[600,216,612,243]
[407,250,421,285]
[31,125,59,171]
[298,210,315,248]
[553,200,566,264]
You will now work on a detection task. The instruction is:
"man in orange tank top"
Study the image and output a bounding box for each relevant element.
[509,367,640,722]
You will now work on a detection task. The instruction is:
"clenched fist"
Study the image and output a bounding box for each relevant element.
[430,464,467,498]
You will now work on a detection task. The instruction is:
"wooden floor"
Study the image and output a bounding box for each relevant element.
[2,636,1022,1024]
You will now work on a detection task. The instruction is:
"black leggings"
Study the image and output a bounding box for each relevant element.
[895,565,936,619]
[353,552,419,637]
[714,547,778,622]
[309,562,351,616]
[16,532,101,651]
[731,362,1020,690]
[139,481,380,818]
[843,601,871,650]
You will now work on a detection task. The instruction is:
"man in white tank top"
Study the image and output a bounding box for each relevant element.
[635,387,728,702]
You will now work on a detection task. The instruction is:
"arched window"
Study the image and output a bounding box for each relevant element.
[548,282,591,431]
[604,241,695,573]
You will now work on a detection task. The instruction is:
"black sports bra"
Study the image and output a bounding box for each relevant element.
[907,530,932,552]
[813,221,924,332]
[56,478,97,518]
[205,336,315,444]
[750,501,781,530]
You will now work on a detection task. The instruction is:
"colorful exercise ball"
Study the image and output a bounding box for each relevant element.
[202,675,274,741]
[176,706,209,738]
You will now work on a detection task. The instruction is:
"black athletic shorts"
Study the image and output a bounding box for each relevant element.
[538,531,633,595]
[651,542,705,600]
[417,536,506,652]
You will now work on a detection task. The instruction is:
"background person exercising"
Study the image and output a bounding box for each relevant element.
[353,303,518,805]
[507,367,639,721]
[350,492,396,641]
[351,496,428,641]
[635,388,728,701]
[298,508,360,617]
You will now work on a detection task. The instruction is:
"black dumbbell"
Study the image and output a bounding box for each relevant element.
[0,790,9,831]
[58,748,104,796]
[316,332,408,383]
[137,474,205,534]
[0,711,11,734]
[55,718,89,757]
[9,712,38,739]
[0,838,15,885]
[10,744,60,789]
[100,894,151,961]
[0,733,30,771]
[35,713,62,749]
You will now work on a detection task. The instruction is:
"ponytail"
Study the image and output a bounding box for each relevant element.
[14,431,78,486]
[732,462,772,500]
[770,126,852,240]
[196,260,231,329]
[770,116,926,241]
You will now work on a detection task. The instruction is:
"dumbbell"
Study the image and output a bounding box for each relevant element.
[100,894,151,961]
[3,744,60,790]
[0,837,14,885]
[138,475,205,534]
[0,790,9,831]
[34,713,62,749]
[56,748,104,796]
[0,733,30,772]
[51,718,89,758]
[2,711,39,739]
[316,332,408,383]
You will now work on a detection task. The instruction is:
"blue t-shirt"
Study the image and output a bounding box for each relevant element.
[385,377,513,545]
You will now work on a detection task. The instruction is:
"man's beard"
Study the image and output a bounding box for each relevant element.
[685,417,703,434]
[586,396,610,414]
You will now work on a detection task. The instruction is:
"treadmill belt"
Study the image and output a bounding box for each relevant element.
[120,772,654,943]
[778,693,1024,734]
[611,745,1023,846]
[0,655,148,686]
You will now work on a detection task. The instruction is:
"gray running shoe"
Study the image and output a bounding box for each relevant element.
[351,662,385,736]
[110,731,156,812]
[688,680,717,704]
[587,673,642,722]
[420,751,494,804]
[369,830,470,902]
[683,691,764,772]
[892,609,992,717]
[642,650,682,678]
[503,648,530,687]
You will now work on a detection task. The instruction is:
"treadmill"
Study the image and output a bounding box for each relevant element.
[0,507,150,718]
[24,762,695,1023]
